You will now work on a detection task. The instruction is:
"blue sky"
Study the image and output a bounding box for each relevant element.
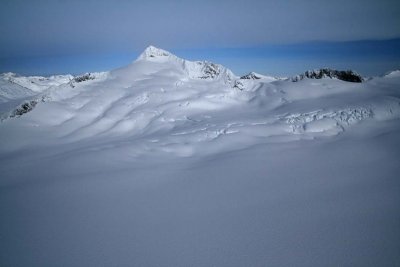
[1,0,399,76]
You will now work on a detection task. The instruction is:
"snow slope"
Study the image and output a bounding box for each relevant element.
[0,46,399,267]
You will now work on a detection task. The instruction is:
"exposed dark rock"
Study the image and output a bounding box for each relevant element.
[10,100,37,117]
[73,73,95,83]
[240,72,262,80]
[5,95,49,120]
[233,80,245,90]
[292,69,363,83]
[199,63,220,79]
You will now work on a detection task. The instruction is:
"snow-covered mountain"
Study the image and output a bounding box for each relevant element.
[1,46,400,267]
[1,46,398,149]
[385,69,400,78]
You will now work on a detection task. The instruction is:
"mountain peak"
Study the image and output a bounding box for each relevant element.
[137,45,174,60]
[240,72,263,80]
[384,70,400,78]
[291,68,363,83]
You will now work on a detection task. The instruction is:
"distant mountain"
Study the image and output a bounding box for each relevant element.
[0,46,397,125]
[1,47,400,267]
[291,68,363,83]
[0,72,73,93]
[135,45,236,84]
[384,70,400,78]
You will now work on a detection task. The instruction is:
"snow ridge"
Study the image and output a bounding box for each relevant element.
[1,46,400,153]
[135,45,236,84]
[384,70,400,78]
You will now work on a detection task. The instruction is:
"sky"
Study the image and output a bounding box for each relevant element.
[1,0,400,76]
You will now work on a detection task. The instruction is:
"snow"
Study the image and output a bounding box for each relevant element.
[1,46,400,266]
[1,72,73,92]
[384,70,400,78]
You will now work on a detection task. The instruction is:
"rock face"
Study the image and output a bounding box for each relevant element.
[186,61,235,84]
[9,100,38,118]
[197,62,220,79]
[292,68,363,83]
[73,73,96,83]
[240,72,262,80]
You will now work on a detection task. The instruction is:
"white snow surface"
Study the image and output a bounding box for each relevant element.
[1,46,400,266]
[1,72,73,93]
[385,69,400,78]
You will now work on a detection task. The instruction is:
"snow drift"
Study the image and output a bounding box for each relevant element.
[0,46,399,267]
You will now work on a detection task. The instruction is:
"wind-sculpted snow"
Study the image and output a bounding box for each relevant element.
[0,71,108,120]
[0,47,399,156]
[1,47,400,267]
[283,107,374,134]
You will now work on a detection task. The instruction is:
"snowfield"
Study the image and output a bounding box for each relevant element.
[1,46,399,266]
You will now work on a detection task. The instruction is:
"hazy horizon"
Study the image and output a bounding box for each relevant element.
[1,0,399,77]
[1,38,399,77]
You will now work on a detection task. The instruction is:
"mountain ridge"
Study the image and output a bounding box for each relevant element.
[0,46,398,123]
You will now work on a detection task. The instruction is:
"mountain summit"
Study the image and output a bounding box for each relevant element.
[137,45,174,60]
[133,46,236,84]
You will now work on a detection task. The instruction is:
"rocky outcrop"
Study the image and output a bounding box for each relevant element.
[240,72,262,80]
[73,73,96,83]
[292,69,363,83]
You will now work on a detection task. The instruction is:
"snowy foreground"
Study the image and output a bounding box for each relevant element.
[1,47,400,266]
